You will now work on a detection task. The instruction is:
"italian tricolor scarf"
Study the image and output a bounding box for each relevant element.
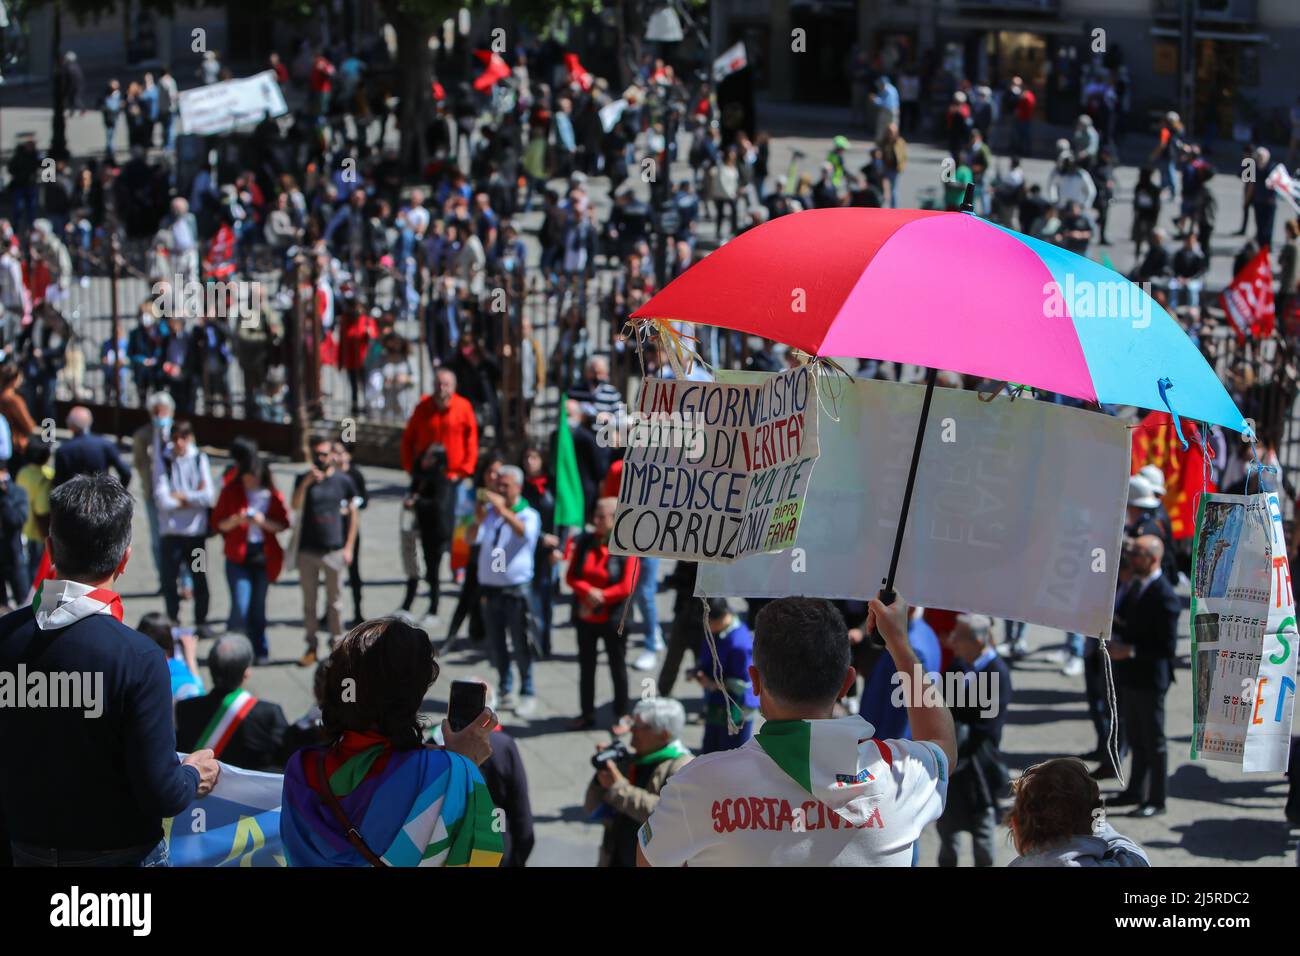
[194,689,258,757]
[281,731,503,867]
[33,579,124,630]
[754,714,908,826]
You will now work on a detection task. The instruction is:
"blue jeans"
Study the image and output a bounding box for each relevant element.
[1169,277,1201,309]
[12,838,168,867]
[482,587,534,696]
[632,556,661,651]
[227,555,270,656]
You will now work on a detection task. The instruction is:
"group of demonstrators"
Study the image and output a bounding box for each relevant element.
[0,465,1150,868]
[3,28,1300,872]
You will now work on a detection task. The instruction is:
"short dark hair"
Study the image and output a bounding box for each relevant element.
[309,434,332,451]
[322,617,438,750]
[752,598,850,707]
[49,473,133,580]
[24,438,51,467]
[137,611,176,654]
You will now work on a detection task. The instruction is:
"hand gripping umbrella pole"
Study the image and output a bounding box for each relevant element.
[868,184,975,647]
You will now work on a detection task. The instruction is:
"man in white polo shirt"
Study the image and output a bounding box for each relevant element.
[637,593,955,866]
[471,464,541,717]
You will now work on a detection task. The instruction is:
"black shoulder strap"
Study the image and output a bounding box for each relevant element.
[314,749,388,867]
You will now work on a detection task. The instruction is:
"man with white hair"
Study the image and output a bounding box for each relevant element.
[1252,146,1280,248]
[937,613,1012,867]
[469,463,541,717]
[585,696,692,867]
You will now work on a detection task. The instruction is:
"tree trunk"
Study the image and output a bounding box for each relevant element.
[383,1,434,179]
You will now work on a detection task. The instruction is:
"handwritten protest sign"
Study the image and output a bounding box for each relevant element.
[609,364,821,562]
[699,373,1129,638]
[1189,491,1297,771]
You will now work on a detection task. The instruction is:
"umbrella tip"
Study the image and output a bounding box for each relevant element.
[960,183,975,213]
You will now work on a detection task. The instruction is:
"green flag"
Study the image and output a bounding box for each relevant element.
[554,393,585,527]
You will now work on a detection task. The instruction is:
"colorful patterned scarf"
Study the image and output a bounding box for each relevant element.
[33,579,124,630]
[281,731,503,867]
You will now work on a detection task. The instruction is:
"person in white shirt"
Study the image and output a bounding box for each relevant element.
[470,465,541,717]
[638,593,956,867]
[153,420,216,636]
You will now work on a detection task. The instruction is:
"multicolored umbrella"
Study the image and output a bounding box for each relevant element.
[630,197,1248,625]
[631,204,1247,432]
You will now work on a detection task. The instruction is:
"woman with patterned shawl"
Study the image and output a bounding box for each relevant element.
[282,617,503,866]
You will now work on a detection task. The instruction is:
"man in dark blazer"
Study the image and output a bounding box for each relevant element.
[177,634,290,772]
[52,406,131,488]
[937,613,1013,866]
[1107,534,1181,817]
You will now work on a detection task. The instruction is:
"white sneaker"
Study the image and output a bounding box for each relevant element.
[633,650,658,671]
[500,692,518,711]
[1062,656,1085,678]
[514,695,538,719]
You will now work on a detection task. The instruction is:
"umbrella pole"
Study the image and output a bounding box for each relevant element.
[871,365,939,645]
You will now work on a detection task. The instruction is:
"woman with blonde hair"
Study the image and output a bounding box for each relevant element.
[1007,758,1149,867]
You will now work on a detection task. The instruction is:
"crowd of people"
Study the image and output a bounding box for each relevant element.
[1,30,1299,872]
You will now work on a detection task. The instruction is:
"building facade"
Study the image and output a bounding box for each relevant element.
[711,0,1298,143]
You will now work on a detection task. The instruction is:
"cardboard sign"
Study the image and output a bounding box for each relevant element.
[609,365,821,562]
[698,374,1129,639]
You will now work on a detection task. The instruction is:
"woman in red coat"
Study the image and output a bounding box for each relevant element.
[337,300,378,414]
[212,451,289,663]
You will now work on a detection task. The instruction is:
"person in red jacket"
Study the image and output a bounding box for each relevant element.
[400,366,479,480]
[337,301,378,414]
[566,497,639,730]
[211,451,289,663]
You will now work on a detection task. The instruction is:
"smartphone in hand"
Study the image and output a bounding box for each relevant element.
[447,680,488,733]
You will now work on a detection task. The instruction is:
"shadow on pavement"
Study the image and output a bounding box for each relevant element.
[1143,817,1294,861]
[1168,764,1291,805]
[531,804,593,825]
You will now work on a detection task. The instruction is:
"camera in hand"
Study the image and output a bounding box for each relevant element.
[591,740,630,770]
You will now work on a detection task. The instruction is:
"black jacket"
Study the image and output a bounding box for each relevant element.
[175,689,291,772]
[946,653,1013,811]
[480,729,534,867]
[1113,573,1181,691]
[52,431,132,488]
[0,606,198,850]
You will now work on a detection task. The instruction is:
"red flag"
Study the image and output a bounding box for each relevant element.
[26,540,53,604]
[472,50,510,92]
[1131,411,1215,540]
[1219,247,1275,344]
[563,52,593,92]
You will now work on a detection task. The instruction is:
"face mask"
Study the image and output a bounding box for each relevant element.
[154,416,172,430]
